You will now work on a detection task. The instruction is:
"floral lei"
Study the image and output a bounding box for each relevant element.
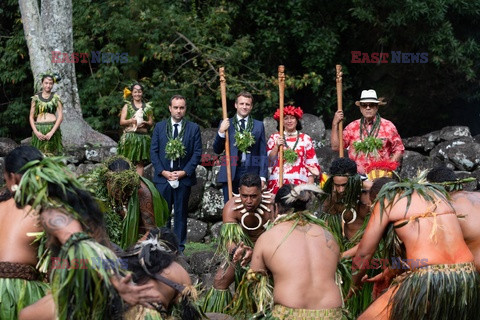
[165,122,186,160]
[233,116,255,153]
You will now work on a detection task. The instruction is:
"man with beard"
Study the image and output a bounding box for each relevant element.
[202,173,275,314]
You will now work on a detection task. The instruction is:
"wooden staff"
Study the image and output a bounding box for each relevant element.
[336,65,344,157]
[219,67,233,199]
[278,65,285,187]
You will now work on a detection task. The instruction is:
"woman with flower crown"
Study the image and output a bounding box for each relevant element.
[118,83,154,176]
[267,106,321,194]
[29,73,63,155]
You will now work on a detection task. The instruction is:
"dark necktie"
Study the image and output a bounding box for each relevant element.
[240,119,246,132]
[173,123,179,139]
[237,118,246,166]
[173,123,179,170]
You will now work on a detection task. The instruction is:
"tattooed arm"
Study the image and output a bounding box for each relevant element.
[40,208,83,245]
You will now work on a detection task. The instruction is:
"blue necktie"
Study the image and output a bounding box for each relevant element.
[238,119,246,166]
[240,119,246,132]
[173,123,179,139]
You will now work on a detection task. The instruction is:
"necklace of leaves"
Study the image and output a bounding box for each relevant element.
[233,116,255,153]
[354,114,383,156]
[165,122,186,160]
[283,131,300,164]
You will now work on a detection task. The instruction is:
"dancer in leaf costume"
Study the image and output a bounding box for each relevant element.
[84,156,169,249]
[202,174,274,314]
[118,83,154,176]
[29,73,63,155]
[10,146,125,319]
[0,147,50,319]
[353,173,480,320]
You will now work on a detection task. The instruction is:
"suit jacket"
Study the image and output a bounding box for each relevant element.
[213,117,268,182]
[150,119,202,187]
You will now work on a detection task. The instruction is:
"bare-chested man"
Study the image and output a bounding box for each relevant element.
[427,166,480,271]
[202,173,274,313]
[353,175,480,320]
[321,157,372,246]
[234,184,342,319]
[0,180,48,319]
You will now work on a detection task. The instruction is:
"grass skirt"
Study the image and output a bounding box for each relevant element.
[32,122,63,155]
[117,131,151,163]
[0,277,49,319]
[202,288,233,314]
[390,262,480,320]
[51,232,124,319]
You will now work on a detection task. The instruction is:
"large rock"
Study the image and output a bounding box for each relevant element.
[201,128,219,161]
[316,146,340,174]
[210,221,223,239]
[186,218,208,242]
[263,117,277,142]
[211,165,222,187]
[0,138,18,156]
[144,163,154,181]
[75,163,102,176]
[430,138,480,171]
[188,251,217,275]
[189,177,205,213]
[85,146,118,163]
[301,113,326,142]
[198,187,224,221]
[399,150,443,179]
[403,136,436,154]
[64,146,87,164]
[439,126,471,141]
[423,130,442,144]
[470,167,480,190]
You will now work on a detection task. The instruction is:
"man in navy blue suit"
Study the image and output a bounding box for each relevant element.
[150,95,202,252]
[213,91,268,203]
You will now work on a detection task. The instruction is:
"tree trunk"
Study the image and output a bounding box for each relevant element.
[18,0,115,148]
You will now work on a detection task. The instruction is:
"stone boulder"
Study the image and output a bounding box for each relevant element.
[439,126,471,141]
[85,146,118,163]
[201,128,219,162]
[189,166,207,212]
[399,150,443,179]
[316,146,340,174]
[188,251,217,275]
[0,138,18,156]
[423,130,442,144]
[74,163,102,176]
[211,165,222,188]
[430,138,480,171]
[186,218,208,242]
[197,187,224,222]
[301,113,326,142]
[210,221,223,239]
[402,136,435,154]
[263,117,277,143]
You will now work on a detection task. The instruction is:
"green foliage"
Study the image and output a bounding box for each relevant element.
[1,0,480,140]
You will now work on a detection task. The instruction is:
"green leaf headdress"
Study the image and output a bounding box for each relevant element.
[35,71,61,93]
[374,170,451,223]
[15,156,83,217]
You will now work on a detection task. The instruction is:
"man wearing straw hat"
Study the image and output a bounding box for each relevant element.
[331,89,404,174]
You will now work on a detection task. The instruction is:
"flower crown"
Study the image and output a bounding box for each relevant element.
[273,105,303,121]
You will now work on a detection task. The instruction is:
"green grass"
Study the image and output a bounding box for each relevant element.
[184,240,218,257]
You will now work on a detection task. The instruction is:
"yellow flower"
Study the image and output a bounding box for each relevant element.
[123,87,131,99]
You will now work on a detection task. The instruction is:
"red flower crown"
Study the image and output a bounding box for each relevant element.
[273,105,303,121]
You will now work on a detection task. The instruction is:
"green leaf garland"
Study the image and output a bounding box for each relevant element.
[353,136,383,157]
[166,138,187,160]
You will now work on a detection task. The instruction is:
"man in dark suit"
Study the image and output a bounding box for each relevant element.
[150,95,202,252]
[213,91,268,203]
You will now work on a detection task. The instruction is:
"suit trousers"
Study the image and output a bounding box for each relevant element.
[155,182,191,252]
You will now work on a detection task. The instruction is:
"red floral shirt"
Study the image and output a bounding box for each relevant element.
[343,118,404,174]
[267,132,321,194]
